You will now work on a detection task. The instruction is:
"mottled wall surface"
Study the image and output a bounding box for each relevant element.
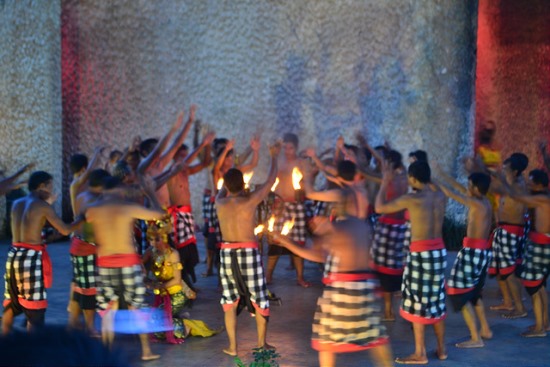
[60,0,478,221]
[0,1,62,233]
[476,0,550,165]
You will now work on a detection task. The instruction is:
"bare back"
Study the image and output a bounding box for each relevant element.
[406,188,446,242]
[498,178,527,224]
[466,196,493,239]
[216,195,259,243]
[326,217,373,272]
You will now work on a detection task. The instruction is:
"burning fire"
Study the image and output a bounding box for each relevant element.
[254,224,265,236]
[292,167,303,190]
[217,178,224,190]
[280,217,295,236]
[267,215,275,232]
[243,171,254,189]
[270,177,280,192]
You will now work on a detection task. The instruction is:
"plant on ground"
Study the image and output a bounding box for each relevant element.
[234,348,280,367]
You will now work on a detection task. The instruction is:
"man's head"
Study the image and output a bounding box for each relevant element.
[89,169,111,190]
[503,153,529,177]
[528,169,549,192]
[213,138,228,153]
[102,175,122,191]
[28,171,53,192]
[223,168,244,193]
[479,120,496,145]
[109,150,122,164]
[407,161,431,187]
[408,150,428,164]
[70,154,88,175]
[468,172,491,197]
[283,133,299,159]
[337,160,357,182]
[139,138,158,158]
[112,161,135,184]
[175,144,189,161]
[386,150,403,170]
[125,151,140,171]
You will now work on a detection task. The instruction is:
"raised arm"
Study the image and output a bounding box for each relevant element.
[538,141,550,172]
[304,147,337,176]
[249,142,280,205]
[157,105,197,169]
[237,135,260,173]
[186,131,216,175]
[213,139,234,178]
[302,162,342,202]
[432,161,467,195]
[271,232,326,263]
[0,163,33,195]
[71,147,104,213]
[375,161,409,214]
[43,204,82,236]
[433,180,474,207]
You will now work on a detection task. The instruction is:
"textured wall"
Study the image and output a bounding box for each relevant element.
[60,0,478,222]
[0,1,62,233]
[476,0,550,165]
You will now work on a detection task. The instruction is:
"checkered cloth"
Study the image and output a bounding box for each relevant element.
[489,224,525,277]
[401,243,447,323]
[70,254,97,292]
[4,246,47,309]
[96,265,147,310]
[312,257,388,352]
[220,245,269,315]
[372,218,408,274]
[447,238,491,311]
[274,202,308,243]
[519,232,550,295]
[202,192,222,246]
[168,205,196,248]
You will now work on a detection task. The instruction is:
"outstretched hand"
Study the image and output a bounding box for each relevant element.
[250,135,261,151]
[203,131,216,146]
[381,159,394,182]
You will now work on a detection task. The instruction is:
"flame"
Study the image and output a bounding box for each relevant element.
[267,215,276,232]
[254,224,264,236]
[243,171,254,189]
[280,217,295,236]
[270,177,280,192]
[217,178,224,190]
[292,167,303,190]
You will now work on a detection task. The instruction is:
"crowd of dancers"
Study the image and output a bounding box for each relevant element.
[1,108,549,366]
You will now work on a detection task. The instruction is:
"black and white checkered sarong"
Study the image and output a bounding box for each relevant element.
[401,246,447,323]
[220,246,269,313]
[96,265,146,310]
[274,202,307,243]
[202,193,222,245]
[168,205,196,247]
[71,254,96,291]
[519,232,550,295]
[372,219,408,272]
[489,224,524,277]
[4,247,46,306]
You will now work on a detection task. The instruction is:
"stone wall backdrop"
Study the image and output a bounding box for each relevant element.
[0,1,62,235]
[60,0,478,223]
[476,0,550,165]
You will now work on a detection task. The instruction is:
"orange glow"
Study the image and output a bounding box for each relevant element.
[271,177,280,192]
[267,215,276,232]
[280,217,295,236]
[243,171,254,189]
[292,167,303,190]
[254,224,265,236]
[217,178,224,190]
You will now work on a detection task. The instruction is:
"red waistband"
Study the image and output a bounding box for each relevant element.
[529,231,550,245]
[498,224,524,236]
[323,272,376,284]
[379,216,407,225]
[220,242,258,249]
[97,254,141,267]
[410,238,445,252]
[167,205,192,214]
[463,237,490,250]
[69,236,97,256]
[13,243,52,288]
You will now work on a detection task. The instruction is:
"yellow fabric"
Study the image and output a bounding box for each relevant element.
[182,319,221,337]
[478,146,502,167]
[151,248,182,282]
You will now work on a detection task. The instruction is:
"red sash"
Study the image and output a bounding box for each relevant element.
[378,216,407,226]
[220,242,258,250]
[463,237,490,250]
[410,238,445,252]
[323,272,376,285]
[13,243,52,288]
[69,236,97,256]
[498,224,525,237]
[97,253,141,268]
[529,231,550,245]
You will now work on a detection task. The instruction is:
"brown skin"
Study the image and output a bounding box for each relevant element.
[70,147,103,216]
[215,142,279,356]
[375,161,447,364]
[0,163,33,196]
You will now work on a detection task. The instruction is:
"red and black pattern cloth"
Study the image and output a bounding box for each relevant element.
[519,231,550,295]
[69,236,98,310]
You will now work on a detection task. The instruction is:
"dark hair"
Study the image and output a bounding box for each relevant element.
[109,150,123,161]
[102,175,122,190]
[343,144,359,158]
[28,171,53,191]
[177,144,189,153]
[468,172,491,195]
[337,160,356,181]
[89,169,111,188]
[223,168,244,193]
[283,133,299,148]
[409,150,428,163]
[213,138,228,152]
[362,148,372,163]
[112,161,131,181]
[374,145,388,159]
[529,169,549,188]
[408,161,431,184]
[139,138,158,157]
[386,150,403,170]
[0,326,129,367]
[70,154,88,174]
[504,153,529,176]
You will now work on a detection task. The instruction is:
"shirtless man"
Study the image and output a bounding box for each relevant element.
[215,141,279,357]
[486,153,528,318]
[69,148,103,216]
[68,169,110,334]
[86,175,164,361]
[498,169,550,337]
[0,163,33,196]
[167,131,215,289]
[3,171,82,333]
[435,169,493,348]
[272,189,392,367]
[376,160,447,364]
[266,133,311,287]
